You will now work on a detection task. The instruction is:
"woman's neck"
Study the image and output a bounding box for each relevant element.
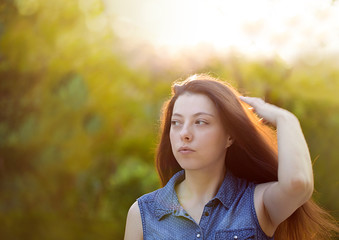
[176,165,226,206]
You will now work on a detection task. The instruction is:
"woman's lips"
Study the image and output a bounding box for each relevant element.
[178,146,195,154]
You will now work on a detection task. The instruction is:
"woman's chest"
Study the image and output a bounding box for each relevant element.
[144,205,271,240]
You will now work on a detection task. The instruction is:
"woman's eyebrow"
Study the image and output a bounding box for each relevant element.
[172,112,215,117]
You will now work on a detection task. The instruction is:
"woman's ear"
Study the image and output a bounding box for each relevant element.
[225,136,234,149]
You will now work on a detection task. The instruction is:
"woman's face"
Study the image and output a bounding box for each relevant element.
[170,92,232,172]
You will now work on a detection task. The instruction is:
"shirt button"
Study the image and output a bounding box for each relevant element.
[204,212,209,216]
[196,233,201,238]
[234,236,238,239]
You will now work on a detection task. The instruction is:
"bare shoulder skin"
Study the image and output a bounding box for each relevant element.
[124,201,143,240]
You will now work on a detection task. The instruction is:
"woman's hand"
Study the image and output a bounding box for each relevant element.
[239,96,297,126]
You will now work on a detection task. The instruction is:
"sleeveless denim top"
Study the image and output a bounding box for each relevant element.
[138,170,274,240]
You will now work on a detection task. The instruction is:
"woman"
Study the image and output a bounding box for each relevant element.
[124,74,337,239]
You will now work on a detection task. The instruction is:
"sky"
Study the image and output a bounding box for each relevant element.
[103,0,339,64]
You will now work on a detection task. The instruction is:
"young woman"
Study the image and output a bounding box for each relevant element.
[124,74,338,239]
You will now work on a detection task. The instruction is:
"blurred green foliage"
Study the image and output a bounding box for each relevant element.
[0,0,338,239]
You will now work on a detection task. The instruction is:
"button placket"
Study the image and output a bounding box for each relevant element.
[202,205,211,218]
[199,205,211,231]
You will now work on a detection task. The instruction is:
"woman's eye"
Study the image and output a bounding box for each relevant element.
[196,120,207,125]
[171,120,180,126]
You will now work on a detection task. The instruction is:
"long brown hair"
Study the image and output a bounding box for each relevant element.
[155,74,338,239]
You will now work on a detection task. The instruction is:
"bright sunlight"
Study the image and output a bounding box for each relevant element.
[105,0,339,63]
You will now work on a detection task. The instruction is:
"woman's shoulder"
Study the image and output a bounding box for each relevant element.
[137,187,163,204]
[124,201,143,240]
[227,171,257,193]
[125,188,163,240]
[138,171,184,204]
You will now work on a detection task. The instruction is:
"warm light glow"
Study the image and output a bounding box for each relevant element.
[104,0,339,62]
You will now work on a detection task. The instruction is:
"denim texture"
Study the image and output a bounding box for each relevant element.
[138,170,274,240]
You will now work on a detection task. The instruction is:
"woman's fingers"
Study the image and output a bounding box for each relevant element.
[239,96,281,126]
[239,96,265,108]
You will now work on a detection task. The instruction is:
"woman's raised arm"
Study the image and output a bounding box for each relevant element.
[240,96,314,234]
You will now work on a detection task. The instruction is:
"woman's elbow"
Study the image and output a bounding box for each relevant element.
[289,175,314,201]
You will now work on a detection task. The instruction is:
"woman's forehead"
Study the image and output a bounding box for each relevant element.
[172,92,217,117]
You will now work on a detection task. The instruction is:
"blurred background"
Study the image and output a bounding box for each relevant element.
[0,0,338,239]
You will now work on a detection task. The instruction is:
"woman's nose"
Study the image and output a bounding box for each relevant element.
[180,125,193,142]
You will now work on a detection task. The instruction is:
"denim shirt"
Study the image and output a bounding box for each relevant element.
[138,170,274,240]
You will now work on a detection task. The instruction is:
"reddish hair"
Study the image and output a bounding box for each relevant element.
[155,74,338,239]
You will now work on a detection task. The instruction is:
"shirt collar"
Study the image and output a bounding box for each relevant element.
[154,170,184,220]
[154,170,240,220]
[213,170,239,209]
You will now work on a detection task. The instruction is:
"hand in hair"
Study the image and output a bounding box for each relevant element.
[239,96,296,126]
